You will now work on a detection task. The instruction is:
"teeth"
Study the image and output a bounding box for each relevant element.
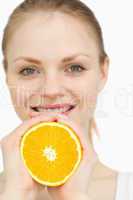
[37,107,70,113]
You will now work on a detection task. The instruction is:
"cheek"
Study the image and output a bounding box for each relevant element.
[8,77,42,108]
[79,74,99,107]
[9,86,30,110]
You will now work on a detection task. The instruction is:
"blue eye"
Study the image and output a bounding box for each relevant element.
[67,64,85,73]
[19,67,39,76]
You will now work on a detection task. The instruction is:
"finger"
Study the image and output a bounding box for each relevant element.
[2,113,63,149]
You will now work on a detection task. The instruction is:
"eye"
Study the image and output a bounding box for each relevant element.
[67,64,85,73]
[19,66,40,76]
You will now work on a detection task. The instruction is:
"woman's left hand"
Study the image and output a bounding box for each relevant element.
[43,113,98,200]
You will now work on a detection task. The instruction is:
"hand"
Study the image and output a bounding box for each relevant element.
[0,113,98,200]
[44,114,98,200]
[0,113,69,198]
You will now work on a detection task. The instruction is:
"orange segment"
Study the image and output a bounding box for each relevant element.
[20,121,83,186]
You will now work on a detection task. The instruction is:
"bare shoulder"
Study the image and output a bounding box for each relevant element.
[88,161,118,200]
[91,161,118,180]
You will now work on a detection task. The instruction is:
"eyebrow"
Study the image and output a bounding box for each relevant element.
[14,53,90,65]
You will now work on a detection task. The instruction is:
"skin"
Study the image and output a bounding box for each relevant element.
[6,11,108,139]
[0,11,117,200]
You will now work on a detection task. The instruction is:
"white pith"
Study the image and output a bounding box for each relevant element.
[43,146,57,161]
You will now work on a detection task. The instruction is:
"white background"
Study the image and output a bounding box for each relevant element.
[0,0,133,172]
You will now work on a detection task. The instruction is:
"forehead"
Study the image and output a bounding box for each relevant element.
[7,12,99,63]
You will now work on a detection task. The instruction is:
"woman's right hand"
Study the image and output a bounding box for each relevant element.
[0,113,62,199]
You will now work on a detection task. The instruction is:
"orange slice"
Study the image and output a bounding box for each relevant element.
[20,121,83,186]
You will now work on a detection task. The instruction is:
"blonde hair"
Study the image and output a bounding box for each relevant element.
[2,0,106,142]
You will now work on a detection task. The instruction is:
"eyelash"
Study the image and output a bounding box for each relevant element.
[19,64,85,76]
[67,64,85,73]
[19,67,39,76]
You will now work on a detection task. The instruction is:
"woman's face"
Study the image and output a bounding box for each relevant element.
[6,12,108,136]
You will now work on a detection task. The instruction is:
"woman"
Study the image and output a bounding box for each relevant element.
[0,0,132,199]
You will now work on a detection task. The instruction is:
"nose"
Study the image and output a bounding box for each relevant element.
[40,72,64,99]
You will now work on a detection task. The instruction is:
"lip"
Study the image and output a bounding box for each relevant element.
[29,104,76,118]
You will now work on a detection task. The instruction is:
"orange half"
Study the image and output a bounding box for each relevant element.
[20,121,83,186]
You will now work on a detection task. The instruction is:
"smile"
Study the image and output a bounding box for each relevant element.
[29,104,76,117]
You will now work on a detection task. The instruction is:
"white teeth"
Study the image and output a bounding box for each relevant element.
[37,107,70,113]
